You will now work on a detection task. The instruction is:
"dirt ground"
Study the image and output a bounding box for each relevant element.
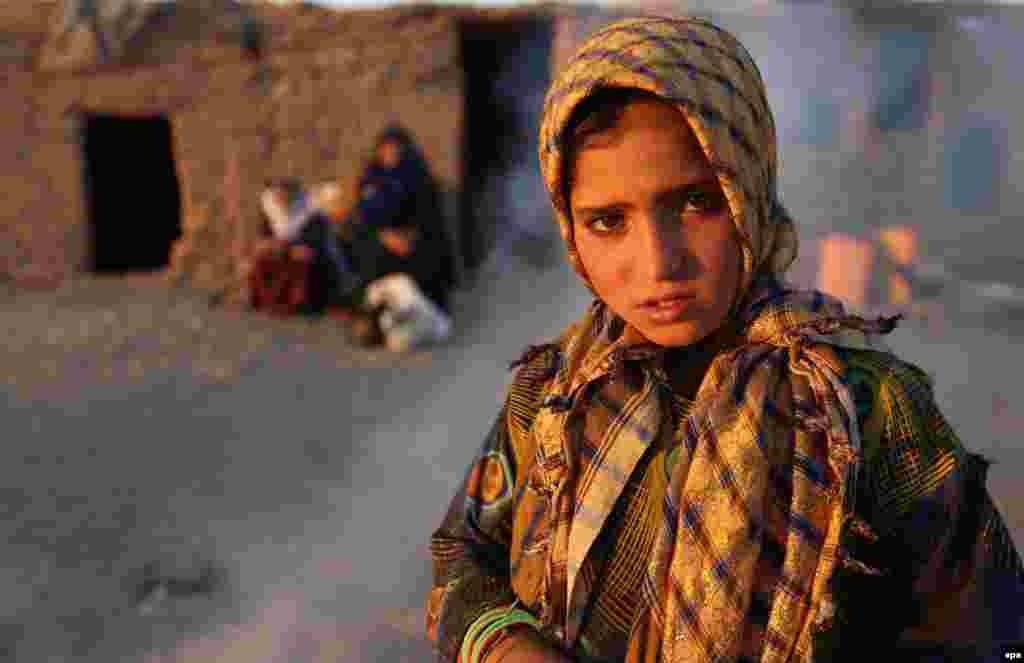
[0,249,593,662]
[1,244,1022,662]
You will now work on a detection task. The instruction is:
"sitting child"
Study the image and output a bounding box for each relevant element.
[248,179,313,315]
[250,179,356,316]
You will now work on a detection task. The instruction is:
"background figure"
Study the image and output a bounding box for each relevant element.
[308,180,364,307]
[816,23,935,314]
[341,125,457,314]
[249,179,345,316]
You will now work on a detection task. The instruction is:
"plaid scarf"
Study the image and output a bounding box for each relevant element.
[525,280,896,663]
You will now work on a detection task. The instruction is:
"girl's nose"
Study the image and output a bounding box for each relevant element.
[641,213,687,281]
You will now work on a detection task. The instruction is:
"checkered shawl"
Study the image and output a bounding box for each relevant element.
[539,16,798,297]
[520,280,895,663]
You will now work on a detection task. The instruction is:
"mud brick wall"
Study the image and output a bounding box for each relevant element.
[0,0,465,299]
[6,1,1023,295]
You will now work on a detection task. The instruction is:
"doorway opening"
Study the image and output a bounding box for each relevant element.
[82,114,182,274]
[459,17,554,274]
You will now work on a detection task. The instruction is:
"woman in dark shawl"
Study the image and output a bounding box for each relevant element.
[342,125,457,313]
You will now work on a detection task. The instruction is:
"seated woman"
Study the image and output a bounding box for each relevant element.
[249,178,349,316]
[341,125,457,315]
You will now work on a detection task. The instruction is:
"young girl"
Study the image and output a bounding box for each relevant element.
[426,16,1022,663]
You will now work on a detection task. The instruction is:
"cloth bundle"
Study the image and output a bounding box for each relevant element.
[364,273,452,353]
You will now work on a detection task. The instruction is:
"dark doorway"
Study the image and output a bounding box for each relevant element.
[82,114,182,273]
[459,18,554,273]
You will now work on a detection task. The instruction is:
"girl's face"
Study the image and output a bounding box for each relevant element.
[569,98,742,348]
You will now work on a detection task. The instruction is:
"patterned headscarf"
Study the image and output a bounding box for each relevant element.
[539,15,799,300]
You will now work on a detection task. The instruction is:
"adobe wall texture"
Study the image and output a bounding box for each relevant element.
[0,0,466,300]
[7,1,1020,299]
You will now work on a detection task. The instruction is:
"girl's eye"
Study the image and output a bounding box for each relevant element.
[682,190,727,215]
[586,215,625,234]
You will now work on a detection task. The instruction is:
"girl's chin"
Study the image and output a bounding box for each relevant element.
[634,319,717,348]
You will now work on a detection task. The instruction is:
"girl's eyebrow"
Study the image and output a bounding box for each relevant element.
[654,178,720,206]
[573,179,721,218]
[572,201,629,219]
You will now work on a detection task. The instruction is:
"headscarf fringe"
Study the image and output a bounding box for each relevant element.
[778,314,902,348]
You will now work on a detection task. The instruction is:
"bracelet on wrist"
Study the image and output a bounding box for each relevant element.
[476,626,516,663]
[469,610,538,663]
[459,603,541,663]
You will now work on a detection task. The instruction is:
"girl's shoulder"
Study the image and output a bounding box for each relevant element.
[834,346,966,516]
[833,345,936,429]
[507,342,562,416]
[508,319,585,378]
[504,322,585,434]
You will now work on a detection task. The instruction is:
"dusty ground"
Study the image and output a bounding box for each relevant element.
[0,248,592,662]
[1,243,1022,662]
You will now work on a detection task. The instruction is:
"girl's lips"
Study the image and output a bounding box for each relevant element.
[641,295,696,323]
[640,294,695,308]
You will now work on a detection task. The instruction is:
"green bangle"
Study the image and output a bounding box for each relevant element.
[470,621,511,663]
[460,607,508,663]
[461,605,541,663]
[475,626,516,663]
[469,610,541,663]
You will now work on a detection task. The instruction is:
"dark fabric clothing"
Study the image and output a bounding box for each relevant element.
[255,210,359,315]
[249,248,312,316]
[291,211,360,311]
[343,136,456,313]
[293,213,330,309]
